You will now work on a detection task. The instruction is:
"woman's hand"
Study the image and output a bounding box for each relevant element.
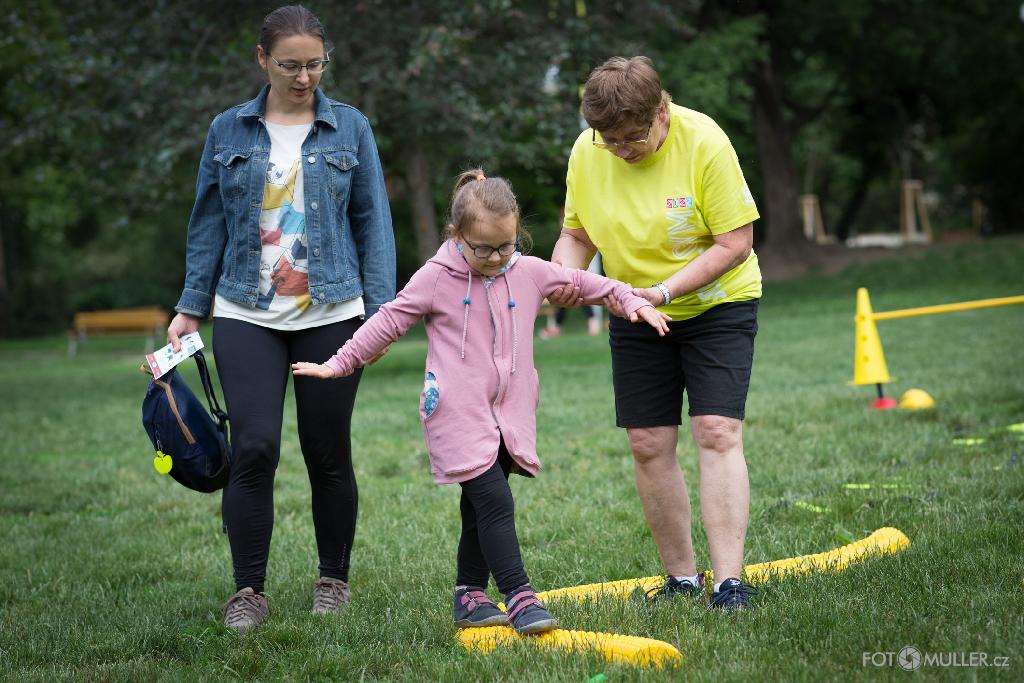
[601,294,627,318]
[291,362,343,379]
[167,313,201,352]
[632,287,664,308]
[547,283,584,307]
[629,305,672,336]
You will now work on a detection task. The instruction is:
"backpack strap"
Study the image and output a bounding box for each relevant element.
[193,350,229,429]
[192,349,232,535]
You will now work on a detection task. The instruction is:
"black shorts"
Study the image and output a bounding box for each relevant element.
[609,299,759,427]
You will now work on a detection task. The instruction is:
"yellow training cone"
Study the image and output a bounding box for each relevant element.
[852,288,891,386]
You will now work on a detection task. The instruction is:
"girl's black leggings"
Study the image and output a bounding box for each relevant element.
[213,316,363,594]
[456,445,530,594]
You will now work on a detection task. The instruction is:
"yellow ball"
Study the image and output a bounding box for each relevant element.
[899,388,935,410]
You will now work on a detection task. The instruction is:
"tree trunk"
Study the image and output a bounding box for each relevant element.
[834,161,876,241]
[404,142,440,265]
[750,59,802,249]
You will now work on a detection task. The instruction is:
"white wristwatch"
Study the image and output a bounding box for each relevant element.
[654,282,672,306]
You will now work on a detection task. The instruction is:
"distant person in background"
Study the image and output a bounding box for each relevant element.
[166,5,395,633]
[549,56,762,609]
[539,252,604,338]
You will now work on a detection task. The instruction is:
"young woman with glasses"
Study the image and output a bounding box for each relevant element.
[167,4,396,633]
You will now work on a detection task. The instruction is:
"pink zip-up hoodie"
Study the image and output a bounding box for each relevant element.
[325,240,651,484]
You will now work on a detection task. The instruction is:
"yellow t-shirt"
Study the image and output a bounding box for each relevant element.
[563,103,761,321]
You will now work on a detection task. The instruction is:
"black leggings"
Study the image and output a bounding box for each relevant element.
[456,446,529,594]
[213,317,363,593]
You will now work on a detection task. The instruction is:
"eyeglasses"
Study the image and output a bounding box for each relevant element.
[269,54,329,77]
[592,122,653,150]
[462,238,518,259]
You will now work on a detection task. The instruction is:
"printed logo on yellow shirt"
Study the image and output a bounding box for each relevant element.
[665,196,694,209]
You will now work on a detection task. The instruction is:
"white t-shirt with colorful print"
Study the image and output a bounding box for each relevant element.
[214,121,363,329]
[563,103,761,321]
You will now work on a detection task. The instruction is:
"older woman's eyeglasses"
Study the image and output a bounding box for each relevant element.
[592,122,653,150]
[270,55,329,77]
[462,238,518,259]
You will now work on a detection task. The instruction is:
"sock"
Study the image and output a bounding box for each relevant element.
[672,573,702,586]
[714,578,740,593]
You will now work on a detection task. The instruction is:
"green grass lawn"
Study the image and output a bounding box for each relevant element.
[2,238,1022,681]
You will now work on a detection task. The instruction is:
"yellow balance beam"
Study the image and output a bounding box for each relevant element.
[459,626,682,669]
[530,527,910,605]
[466,527,909,668]
[872,295,1024,321]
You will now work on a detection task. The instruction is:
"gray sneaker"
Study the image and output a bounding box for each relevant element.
[312,577,351,614]
[453,586,507,628]
[505,585,557,635]
[222,587,268,634]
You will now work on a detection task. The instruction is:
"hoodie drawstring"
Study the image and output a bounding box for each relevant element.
[460,268,472,360]
[505,276,518,374]
[457,247,520,373]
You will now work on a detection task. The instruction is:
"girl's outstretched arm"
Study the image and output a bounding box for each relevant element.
[291,361,346,379]
[291,263,440,379]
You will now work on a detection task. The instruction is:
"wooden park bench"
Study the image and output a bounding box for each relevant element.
[68,306,170,357]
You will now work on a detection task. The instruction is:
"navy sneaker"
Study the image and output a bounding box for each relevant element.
[645,573,707,603]
[505,585,557,635]
[453,586,507,628]
[709,577,758,611]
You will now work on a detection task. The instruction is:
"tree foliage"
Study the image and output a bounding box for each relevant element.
[1,1,1020,336]
[318,1,592,269]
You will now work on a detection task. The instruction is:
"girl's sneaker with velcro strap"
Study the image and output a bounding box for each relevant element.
[453,586,508,628]
[504,585,557,635]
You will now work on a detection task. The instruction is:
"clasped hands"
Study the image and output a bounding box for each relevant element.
[547,283,671,336]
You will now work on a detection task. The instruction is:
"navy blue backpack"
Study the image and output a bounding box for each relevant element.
[142,350,231,493]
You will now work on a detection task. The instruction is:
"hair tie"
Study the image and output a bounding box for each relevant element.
[475,174,486,181]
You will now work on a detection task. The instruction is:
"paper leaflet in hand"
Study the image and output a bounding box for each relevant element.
[145,332,205,379]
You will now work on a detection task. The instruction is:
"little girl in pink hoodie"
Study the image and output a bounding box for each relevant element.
[293,169,669,635]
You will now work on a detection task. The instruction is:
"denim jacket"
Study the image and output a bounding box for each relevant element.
[175,85,396,319]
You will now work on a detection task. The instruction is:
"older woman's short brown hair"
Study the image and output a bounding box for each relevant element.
[581,56,670,132]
